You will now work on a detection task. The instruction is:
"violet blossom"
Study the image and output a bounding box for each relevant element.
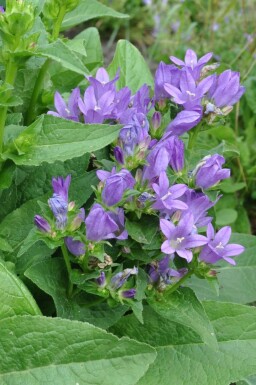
[48,88,80,121]
[111,267,138,290]
[154,61,181,101]
[199,223,244,265]
[65,237,85,256]
[152,171,188,213]
[34,215,51,233]
[48,175,71,230]
[160,213,208,262]
[195,154,230,190]
[170,49,213,80]
[148,255,187,285]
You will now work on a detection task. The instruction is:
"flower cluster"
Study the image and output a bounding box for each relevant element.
[37,49,245,306]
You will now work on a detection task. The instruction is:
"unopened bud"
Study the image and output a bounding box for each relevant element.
[151,111,161,131]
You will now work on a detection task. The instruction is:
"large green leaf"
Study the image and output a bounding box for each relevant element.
[25,258,128,329]
[111,302,256,385]
[108,40,154,93]
[74,27,103,68]
[148,287,217,348]
[62,0,129,29]
[188,233,256,304]
[37,39,89,75]
[126,216,159,244]
[0,315,156,385]
[0,259,41,320]
[3,115,121,166]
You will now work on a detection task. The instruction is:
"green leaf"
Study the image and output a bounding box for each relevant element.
[0,162,15,190]
[111,302,256,385]
[220,180,246,193]
[0,237,12,252]
[25,258,128,329]
[108,40,154,93]
[74,27,103,68]
[0,259,41,320]
[188,233,256,304]
[3,115,121,166]
[0,314,156,385]
[148,287,217,348]
[215,208,238,226]
[62,0,129,29]
[245,77,256,113]
[37,39,89,75]
[126,216,159,244]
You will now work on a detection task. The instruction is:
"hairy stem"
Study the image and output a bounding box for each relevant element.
[0,59,18,154]
[25,5,66,125]
[61,243,73,298]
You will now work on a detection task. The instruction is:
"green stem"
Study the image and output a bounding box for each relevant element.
[25,5,66,125]
[61,244,73,298]
[0,59,18,154]
[166,270,193,295]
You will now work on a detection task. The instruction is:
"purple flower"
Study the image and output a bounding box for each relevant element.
[154,61,181,101]
[148,255,186,285]
[97,168,135,206]
[207,70,245,108]
[160,213,208,262]
[195,154,230,189]
[179,189,217,228]
[85,204,128,241]
[151,111,162,131]
[142,140,170,182]
[48,88,80,121]
[131,84,152,115]
[34,215,51,233]
[121,289,136,298]
[165,108,202,136]
[48,195,68,230]
[199,224,244,265]
[164,70,214,110]
[170,49,213,80]
[65,237,85,256]
[111,267,138,290]
[165,135,185,172]
[0,6,5,13]
[52,175,71,203]
[152,171,187,213]
[96,271,106,287]
[113,146,124,165]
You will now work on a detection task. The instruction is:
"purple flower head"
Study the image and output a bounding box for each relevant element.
[0,6,5,13]
[199,223,244,265]
[79,86,116,124]
[112,87,131,120]
[195,154,230,190]
[52,175,71,203]
[48,88,80,122]
[160,213,208,262]
[85,204,128,241]
[170,49,213,80]
[34,215,51,233]
[165,107,202,136]
[96,271,106,287]
[142,140,170,182]
[121,289,136,298]
[119,113,149,157]
[154,61,181,101]
[98,168,135,206]
[164,70,214,110]
[131,84,152,115]
[111,267,138,290]
[207,70,245,109]
[152,171,188,213]
[48,195,68,230]
[148,255,185,285]
[165,135,185,172]
[65,237,85,256]
[179,189,217,228]
[87,67,119,98]
[113,146,124,165]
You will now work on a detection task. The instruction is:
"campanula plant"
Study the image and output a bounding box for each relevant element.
[0,2,256,385]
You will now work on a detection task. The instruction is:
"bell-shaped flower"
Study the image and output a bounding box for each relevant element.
[170,49,213,80]
[160,213,208,262]
[34,215,51,233]
[152,171,187,213]
[154,61,181,101]
[52,175,71,203]
[65,237,85,256]
[48,88,80,121]
[110,267,138,290]
[148,255,187,285]
[199,224,244,265]
[195,154,230,189]
[165,108,202,136]
[207,70,245,109]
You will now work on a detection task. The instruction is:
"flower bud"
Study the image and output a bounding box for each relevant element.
[34,215,51,233]
[151,111,161,131]
[121,289,136,299]
[65,237,85,256]
[43,0,61,19]
[2,1,35,36]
